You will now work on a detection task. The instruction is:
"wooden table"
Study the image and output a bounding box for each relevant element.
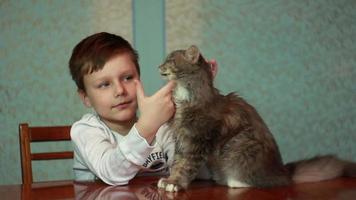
[1,177,356,200]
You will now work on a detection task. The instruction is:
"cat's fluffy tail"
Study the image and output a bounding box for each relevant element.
[285,155,356,183]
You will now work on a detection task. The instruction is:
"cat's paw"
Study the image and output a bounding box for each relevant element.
[157,178,183,192]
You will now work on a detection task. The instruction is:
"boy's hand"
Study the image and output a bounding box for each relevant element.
[207,59,218,79]
[135,80,176,143]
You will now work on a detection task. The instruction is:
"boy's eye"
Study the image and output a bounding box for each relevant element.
[98,82,110,88]
[123,75,134,82]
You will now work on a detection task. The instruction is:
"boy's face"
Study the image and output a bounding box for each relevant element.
[79,53,139,130]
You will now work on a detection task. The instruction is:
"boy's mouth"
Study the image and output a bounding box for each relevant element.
[112,101,132,109]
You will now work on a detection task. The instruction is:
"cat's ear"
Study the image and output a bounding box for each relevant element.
[185,45,200,64]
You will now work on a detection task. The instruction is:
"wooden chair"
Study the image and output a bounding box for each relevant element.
[19,123,74,184]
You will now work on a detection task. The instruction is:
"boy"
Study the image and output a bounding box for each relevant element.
[69,32,217,185]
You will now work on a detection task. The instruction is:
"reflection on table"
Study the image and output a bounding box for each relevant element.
[1,176,356,200]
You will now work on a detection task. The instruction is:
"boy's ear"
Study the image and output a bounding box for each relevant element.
[78,89,92,108]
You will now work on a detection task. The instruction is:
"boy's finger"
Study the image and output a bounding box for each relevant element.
[209,59,218,78]
[156,81,176,97]
[135,80,145,100]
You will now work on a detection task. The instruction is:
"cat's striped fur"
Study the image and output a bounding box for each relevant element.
[157,45,356,192]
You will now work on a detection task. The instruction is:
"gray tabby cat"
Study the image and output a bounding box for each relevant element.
[157,45,356,192]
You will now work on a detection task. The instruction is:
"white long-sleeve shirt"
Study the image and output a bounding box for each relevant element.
[71,113,175,185]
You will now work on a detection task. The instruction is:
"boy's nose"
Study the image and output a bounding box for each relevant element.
[114,82,125,97]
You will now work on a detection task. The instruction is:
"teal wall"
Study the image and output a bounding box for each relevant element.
[133,0,166,95]
[1,0,355,185]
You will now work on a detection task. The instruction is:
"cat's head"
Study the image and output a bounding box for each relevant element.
[159,45,211,81]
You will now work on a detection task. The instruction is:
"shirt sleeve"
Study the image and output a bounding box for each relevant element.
[71,121,155,185]
[156,124,175,169]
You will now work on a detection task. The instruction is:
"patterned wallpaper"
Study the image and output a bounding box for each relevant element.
[166,0,205,51]
[1,0,355,185]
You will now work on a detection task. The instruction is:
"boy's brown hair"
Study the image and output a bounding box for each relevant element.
[69,32,140,91]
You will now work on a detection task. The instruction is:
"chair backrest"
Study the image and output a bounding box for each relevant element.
[19,123,73,184]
